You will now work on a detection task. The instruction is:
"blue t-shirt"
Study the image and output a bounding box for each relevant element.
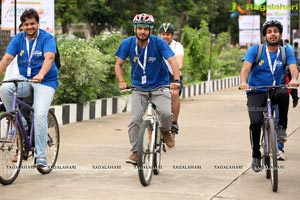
[243,44,296,92]
[6,29,59,89]
[115,35,174,90]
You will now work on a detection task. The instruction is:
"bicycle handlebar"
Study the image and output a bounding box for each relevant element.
[239,84,299,91]
[1,79,38,84]
[121,85,170,93]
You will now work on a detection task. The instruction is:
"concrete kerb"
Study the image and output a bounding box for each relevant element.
[51,76,241,125]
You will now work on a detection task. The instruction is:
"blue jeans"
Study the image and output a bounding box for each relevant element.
[0,75,55,158]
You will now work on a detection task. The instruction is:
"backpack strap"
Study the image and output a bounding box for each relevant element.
[280,46,286,67]
[254,44,263,65]
[254,44,287,67]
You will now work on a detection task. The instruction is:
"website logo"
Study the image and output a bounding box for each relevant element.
[230,2,246,18]
[230,1,299,18]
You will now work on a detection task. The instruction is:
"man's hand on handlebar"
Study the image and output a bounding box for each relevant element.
[239,83,249,90]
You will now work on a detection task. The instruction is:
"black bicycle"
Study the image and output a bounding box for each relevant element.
[0,79,60,185]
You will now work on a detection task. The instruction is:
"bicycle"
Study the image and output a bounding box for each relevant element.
[0,79,60,185]
[123,85,169,186]
[243,85,294,192]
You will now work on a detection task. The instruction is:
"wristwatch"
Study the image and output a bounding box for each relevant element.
[172,79,181,83]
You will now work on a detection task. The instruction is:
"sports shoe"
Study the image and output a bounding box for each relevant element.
[277,150,285,161]
[36,158,47,168]
[251,157,262,172]
[277,126,287,142]
[126,152,137,165]
[162,131,175,148]
[171,123,179,134]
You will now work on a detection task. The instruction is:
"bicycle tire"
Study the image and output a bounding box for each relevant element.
[268,118,278,192]
[137,119,155,186]
[37,110,60,174]
[262,127,271,179]
[153,121,161,175]
[0,112,23,185]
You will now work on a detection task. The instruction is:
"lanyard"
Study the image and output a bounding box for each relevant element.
[135,38,149,75]
[266,46,280,86]
[25,30,39,76]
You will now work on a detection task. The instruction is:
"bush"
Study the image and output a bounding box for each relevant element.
[54,36,115,104]
[181,20,243,82]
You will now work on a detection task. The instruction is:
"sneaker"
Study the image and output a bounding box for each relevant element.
[277,150,285,161]
[251,157,262,172]
[171,123,179,134]
[277,126,287,142]
[162,131,175,148]
[36,158,47,168]
[126,152,137,165]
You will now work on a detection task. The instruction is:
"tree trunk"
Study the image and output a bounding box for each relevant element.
[177,13,186,42]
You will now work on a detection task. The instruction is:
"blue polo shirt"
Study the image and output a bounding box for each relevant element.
[115,35,174,90]
[243,44,296,92]
[6,29,59,89]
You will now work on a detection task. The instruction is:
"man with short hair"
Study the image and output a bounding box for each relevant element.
[240,20,298,172]
[0,8,59,168]
[115,13,180,164]
[159,22,184,134]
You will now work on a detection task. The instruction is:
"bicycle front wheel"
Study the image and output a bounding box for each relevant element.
[261,127,271,179]
[268,118,278,192]
[137,119,155,186]
[0,112,23,185]
[37,110,60,174]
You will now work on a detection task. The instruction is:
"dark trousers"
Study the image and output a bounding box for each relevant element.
[247,88,289,158]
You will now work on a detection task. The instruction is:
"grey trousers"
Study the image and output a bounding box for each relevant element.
[128,90,172,152]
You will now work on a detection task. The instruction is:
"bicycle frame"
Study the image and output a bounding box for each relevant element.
[263,89,277,156]
[1,80,35,152]
[14,97,35,151]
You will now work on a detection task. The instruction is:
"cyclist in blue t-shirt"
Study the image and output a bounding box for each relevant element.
[0,8,59,168]
[115,13,180,164]
[240,20,298,172]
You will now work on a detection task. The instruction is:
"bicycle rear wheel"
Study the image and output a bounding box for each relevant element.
[0,112,23,185]
[153,121,162,175]
[268,118,278,192]
[37,110,60,174]
[137,119,155,186]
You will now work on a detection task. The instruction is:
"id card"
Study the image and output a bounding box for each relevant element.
[27,67,31,77]
[142,75,147,84]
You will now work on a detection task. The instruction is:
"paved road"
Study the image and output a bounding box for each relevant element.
[1,87,300,200]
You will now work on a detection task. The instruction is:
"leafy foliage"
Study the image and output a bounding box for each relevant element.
[54,36,116,104]
[181,20,242,82]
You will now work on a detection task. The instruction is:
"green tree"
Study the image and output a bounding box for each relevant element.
[55,0,79,34]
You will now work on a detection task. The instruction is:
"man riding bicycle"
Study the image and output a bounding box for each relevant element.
[0,8,59,168]
[114,13,180,164]
[159,22,184,134]
[239,20,298,172]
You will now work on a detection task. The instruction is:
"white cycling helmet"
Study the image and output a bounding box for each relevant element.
[133,13,154,28]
